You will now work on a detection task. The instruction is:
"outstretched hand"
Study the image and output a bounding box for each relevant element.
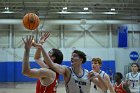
[31,32,50,47]
[22,35,34,50]
[39,32,50,44]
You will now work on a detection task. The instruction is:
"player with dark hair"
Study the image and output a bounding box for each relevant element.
[22,32,63,93]
[114,72,131,93]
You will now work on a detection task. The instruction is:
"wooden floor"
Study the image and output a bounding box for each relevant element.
[0,82,66,93]
[2,82,140,93]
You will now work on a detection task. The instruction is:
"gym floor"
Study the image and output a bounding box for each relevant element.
[0,82,66,93]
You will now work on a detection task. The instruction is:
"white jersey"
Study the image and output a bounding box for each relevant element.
[65,67,91,93]
[125,72,140,93]
[90,70,107,93]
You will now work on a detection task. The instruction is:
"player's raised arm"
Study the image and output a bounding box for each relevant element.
[22,35,33,75]
[22,35,55,78]
[34,32,50,68]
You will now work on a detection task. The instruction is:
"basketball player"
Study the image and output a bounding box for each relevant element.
[34,43,108,93]
[22,35,63,93]
[125,63,140,93]
[90,58,115,93]
[114,72,131,93]
[33,32,52,93]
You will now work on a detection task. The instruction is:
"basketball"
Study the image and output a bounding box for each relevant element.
[22,13,40,30]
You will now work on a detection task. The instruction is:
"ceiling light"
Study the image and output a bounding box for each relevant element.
[63,7,67,10]
[56,11,117,15]
[62,7,68,12]
[1,10,14,13]
[5,7,9,10]
[111,8,115,11]
[104,12,117,14]
[84,7,88,10]
[1,7,15,14]
[61,10,67,13]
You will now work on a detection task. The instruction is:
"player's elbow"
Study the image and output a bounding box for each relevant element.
[34,58,40,61]
[22,70,30,76]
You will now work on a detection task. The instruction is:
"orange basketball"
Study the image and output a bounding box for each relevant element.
[22,13,40,30]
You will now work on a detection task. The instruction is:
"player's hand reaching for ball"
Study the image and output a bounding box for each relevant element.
[32,32,50,49]
[22,35,34,50]
[39,32,50,45]
[31,31,50,47]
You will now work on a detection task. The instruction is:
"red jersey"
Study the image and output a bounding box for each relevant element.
[36,73,59,93]
[114,81,127,93]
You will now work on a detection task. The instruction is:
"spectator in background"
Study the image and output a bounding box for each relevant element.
[114,72,131,93]
[125,63,140,93]
[90,58,115,93]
